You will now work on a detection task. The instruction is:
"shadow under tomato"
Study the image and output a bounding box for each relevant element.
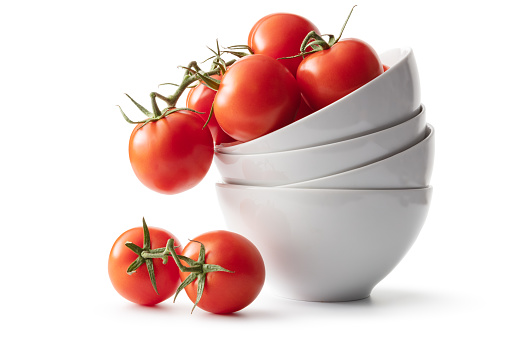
[125,301,175,313]
[198,306,280,320]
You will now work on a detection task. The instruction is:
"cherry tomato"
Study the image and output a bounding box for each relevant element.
[128,111,213,194]
[214,54,300,142]
[179,230,265,314]
[297,38,384,110]
[186,74,236,145]
[108,226,182,306]
[248,13,320,77]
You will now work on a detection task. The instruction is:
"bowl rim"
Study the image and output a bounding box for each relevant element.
[215,104,425,158]
[216,181,433,193]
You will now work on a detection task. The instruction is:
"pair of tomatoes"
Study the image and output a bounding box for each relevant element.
[108,223,265,314]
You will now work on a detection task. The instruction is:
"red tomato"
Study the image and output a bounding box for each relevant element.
[179,230,265,314]
[128,111,213,194]
[186,74,236,145]
[214,54,300,142]
[108,226,182,306]
[383,64,389,72]
[297,38,384,110]
[248,13,320,77]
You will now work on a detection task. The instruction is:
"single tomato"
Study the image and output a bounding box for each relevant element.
[297,38,384,110]
[108,221,182,306]
[248,13,320,77]
[186,74,236,145]
[214,54,300,142]
[178,230,265,314]
[128,110,213,194]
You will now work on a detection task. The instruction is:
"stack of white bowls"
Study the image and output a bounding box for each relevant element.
[214,47,434,302]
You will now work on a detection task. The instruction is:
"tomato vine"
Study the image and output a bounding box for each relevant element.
[125,218,234,313]
[119,40,238,129]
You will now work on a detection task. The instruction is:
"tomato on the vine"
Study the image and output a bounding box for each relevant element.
[177,230,265,314]
[248,13,320,77]
[128,110,213,195]
[213,54,300,142]
[297,37,383,111]
[186,74,236,145]
[295,7,383,111]
[108,220,182,306]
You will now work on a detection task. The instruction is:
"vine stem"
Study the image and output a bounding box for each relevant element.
[162,59,236,107]
[299,31,331,53]
[150,92,162,117]
[279,5,358,61]
[335,5,357,44]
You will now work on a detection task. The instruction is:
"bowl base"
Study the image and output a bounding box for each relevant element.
[269,289,372,303]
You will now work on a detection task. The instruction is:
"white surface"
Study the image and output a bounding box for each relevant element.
[1,0,508,338]
[216,184,432,301]
[215,46,421,154]
[215,105,426,186]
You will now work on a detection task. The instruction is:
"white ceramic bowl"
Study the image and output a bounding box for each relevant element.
[214,105,426,186]
[282,124,435,189]
[216,47,420,155]
[216,183,433,301]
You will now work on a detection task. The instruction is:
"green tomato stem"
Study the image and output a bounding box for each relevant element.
[335,5,357,44]
[299,31,330,53]
[164,238,234,313]
[150,92,163,118]
[164,59,235,107]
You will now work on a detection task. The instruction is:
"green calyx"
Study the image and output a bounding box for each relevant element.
[124,218,234,313]
[165,238,234,314]
[125,217,161,294]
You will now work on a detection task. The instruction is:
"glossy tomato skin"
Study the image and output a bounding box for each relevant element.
[297,38,384,111]
[128,111,213,194]
[186,74,236,146]
[180,230,265,314]
[214,54,300,142]
[108,227,182,306]
[248,13,320,77]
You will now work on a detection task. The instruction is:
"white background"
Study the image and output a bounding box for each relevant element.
[1,0,508,337]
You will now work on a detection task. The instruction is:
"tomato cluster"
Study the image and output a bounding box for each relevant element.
[119,6,383,196]
[113,6,384,314]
